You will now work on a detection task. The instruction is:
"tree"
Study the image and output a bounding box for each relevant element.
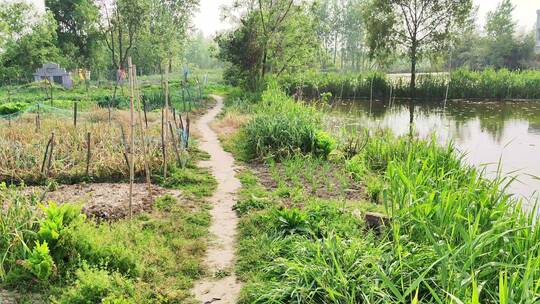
[45,0,101,68]
[97,0,150,72]
[0,10,64,83]
[217,0,318,90]
[364,0,472,128]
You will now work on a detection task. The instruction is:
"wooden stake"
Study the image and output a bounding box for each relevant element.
[162,71,170,178]
[168,121,181,165]
[36,104,41,132]
[86,132,91,176]
[47,132,55,176]
[73,101,78,127]
[142,98,148,128]
[128,57,135,220]
[134,65,152,198]
[119,124,130,171]
[41,134,53,176]
[185,114,190,149]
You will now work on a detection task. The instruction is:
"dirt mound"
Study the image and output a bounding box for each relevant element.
[25,183,182,220]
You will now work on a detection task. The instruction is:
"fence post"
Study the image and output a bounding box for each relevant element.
[86,132,91,176]
[73,101,78,127]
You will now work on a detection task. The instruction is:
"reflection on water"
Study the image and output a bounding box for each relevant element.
[325,99,540,211]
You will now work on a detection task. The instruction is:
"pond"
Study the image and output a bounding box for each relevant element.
[325,99,540,212]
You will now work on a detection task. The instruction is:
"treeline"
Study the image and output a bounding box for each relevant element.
[0,0,202,84]
[280,69,540,101]
[217,0,540,97]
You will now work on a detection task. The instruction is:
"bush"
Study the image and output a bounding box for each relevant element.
[0,102,27,115]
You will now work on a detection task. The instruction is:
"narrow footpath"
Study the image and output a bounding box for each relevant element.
[192,96,242,303]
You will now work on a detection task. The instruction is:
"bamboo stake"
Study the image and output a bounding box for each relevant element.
[36,104,41,132]
[86,132,91,176]
[73,101,78,127]
[162,71,169,178]
[134,65,152,198]
[119,124,130,171]
[142,98,148,127]
[46,132,55,176]
[168,121,181,165]
[128,57,135,220]
[40,134,53,176]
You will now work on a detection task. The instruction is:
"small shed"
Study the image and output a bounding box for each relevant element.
[33,62,73,89]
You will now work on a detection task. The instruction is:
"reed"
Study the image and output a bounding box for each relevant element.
[280,68,540,101]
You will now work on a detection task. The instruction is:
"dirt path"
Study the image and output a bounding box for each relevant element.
[192,96,242,304]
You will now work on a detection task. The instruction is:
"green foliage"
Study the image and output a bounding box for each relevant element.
[314,130,336,158]
[154,194,178,211]
[158,165,217,198]
[241,85,325,159]
[233,196,273,216]
[23,241,54,281]
[281,68,540,101]
[54,265,135,304]
[0,184,39,281]
[0,102,27,115]
[37,202,83,246]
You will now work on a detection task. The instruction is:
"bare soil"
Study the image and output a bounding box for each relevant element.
[24,183,183,220]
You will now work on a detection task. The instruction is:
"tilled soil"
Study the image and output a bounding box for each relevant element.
[24,183,183,220]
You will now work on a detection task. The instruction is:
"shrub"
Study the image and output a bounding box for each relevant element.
[0,102,27,115]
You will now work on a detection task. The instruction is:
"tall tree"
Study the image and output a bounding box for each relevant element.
[97,0,150,72]
[45,0,101,68]
[218,0,318,90]
[364,0,472,128]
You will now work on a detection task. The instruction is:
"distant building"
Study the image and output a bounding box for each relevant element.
[536,10,540,53]
[33,62,73,89]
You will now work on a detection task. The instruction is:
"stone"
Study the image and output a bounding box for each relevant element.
[33,62,73,89]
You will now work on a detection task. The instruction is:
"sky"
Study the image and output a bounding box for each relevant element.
[25,0,540,37]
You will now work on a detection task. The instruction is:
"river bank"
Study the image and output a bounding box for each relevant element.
[215,83,540,303]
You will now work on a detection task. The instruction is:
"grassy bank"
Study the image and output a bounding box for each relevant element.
[280,69,540,101]
[217,85,540,303]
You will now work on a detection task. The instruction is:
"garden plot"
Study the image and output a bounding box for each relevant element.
[24,183,185,220]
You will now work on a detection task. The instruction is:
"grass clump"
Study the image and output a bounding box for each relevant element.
[240,84,332,160]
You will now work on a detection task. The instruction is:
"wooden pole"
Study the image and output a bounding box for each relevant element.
[162,71,169,178]
[36,104,41,132]
[168,121,181,165]
[47,132,55,176]
[134,65,152,198]
[86,132,91,176]
[41,134,53,176]
[142,98,148,128]
[73,101,78,127]
[128,57,135,220]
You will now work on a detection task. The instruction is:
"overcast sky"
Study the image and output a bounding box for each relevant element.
[26,0,540,37]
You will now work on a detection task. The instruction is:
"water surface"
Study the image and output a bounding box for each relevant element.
[325,99,540,211]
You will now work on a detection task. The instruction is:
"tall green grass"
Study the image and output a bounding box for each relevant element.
[240,83,335,159]
[280,69,540,101]
[233,87,540,302]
